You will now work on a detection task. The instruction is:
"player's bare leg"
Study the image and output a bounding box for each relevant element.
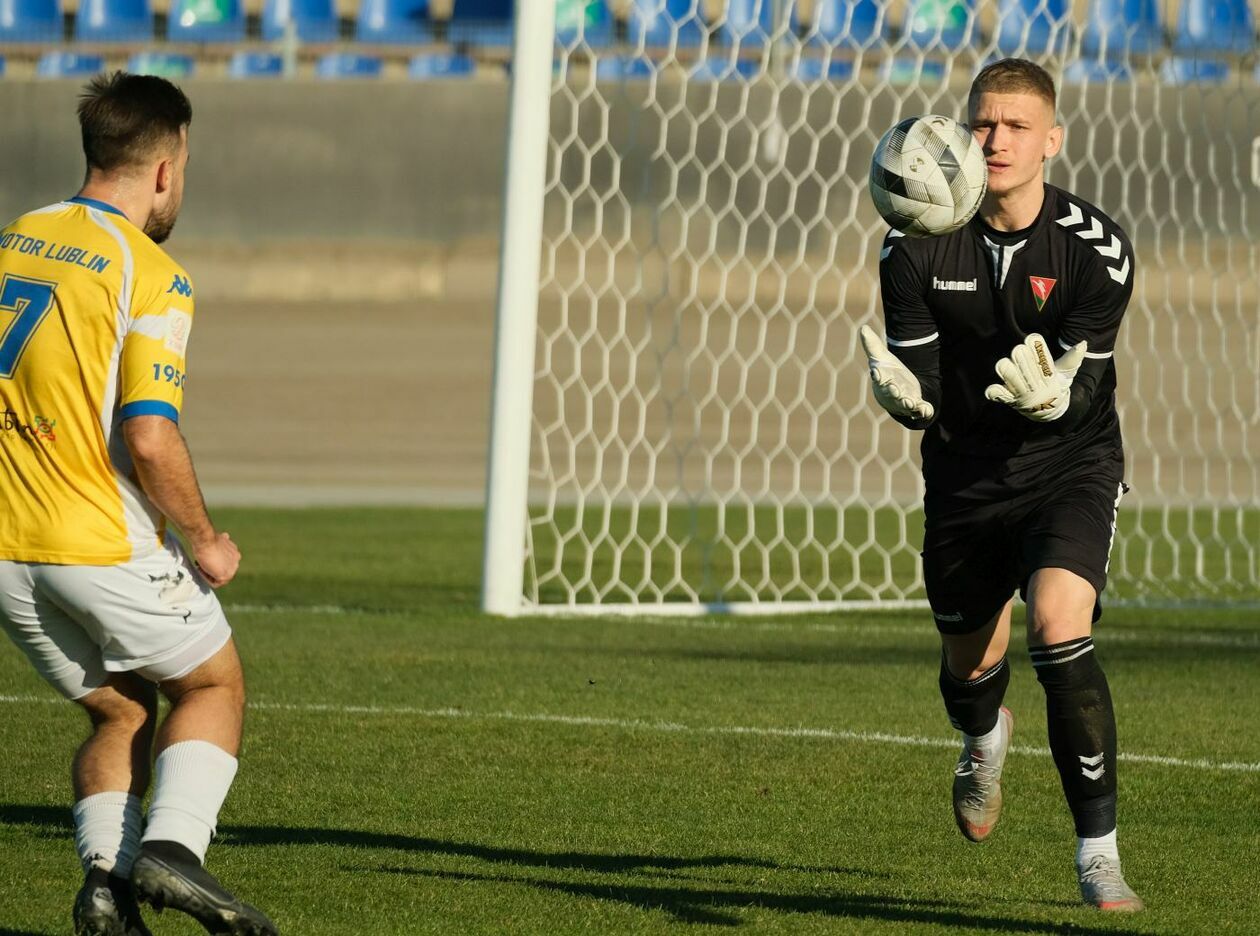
[129,639,277,935]
[72,674,157,936]
[940,600,1016,842]
[1027,568,1142,912]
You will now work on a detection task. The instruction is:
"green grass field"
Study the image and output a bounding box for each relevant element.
[1,507,1258,935]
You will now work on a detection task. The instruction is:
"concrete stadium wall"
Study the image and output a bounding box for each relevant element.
[2,77,1254,253]
[0,80,511,244]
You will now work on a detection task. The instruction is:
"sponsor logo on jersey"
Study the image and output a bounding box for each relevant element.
[1029,275,1057,311]
[932,276,977,292]
[0,410,57,445]
[166,274,193,298]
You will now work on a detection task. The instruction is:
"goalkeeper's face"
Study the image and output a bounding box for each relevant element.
[968,92,1062,200]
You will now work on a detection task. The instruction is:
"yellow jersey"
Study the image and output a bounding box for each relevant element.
[0,196,194,564]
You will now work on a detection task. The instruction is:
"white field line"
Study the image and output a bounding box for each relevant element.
[223,603,1260,650]
[2,694,1258,775]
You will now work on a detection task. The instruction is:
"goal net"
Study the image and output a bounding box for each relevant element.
[482,0,1259,615]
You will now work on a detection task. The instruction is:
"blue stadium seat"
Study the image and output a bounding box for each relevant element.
[689,55,758,80]
[167,0,244,41]
[315,52,381,78]
[879,57,947,84]
[790,56,855,80]
[228,51,283,77]
[1160,57,1231,82]
[629,0,705,47]
[1079,0,1164,57]
[802,0,885,48]
[0,0,62,42]
[595,55,654,79]
[995,0,1070,54]
[555,0,611,47]
[1063,58,1135,82]
[1173,0,1255,52]
[128,52,194,77]
[449,0,512,46]
[263,0,338,42]
[409,52,474,78]
[76,0,152,41]
[36,52,103,77]
[719,0,774,47]
[902,0,975,50]
[357,0,432,43]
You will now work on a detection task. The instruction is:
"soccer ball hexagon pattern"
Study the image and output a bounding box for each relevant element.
[869,115,988,238]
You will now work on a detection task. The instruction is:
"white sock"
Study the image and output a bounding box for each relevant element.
[963,713,1004,755]
[1077,828,1120,867]
[73,792,145,876]
[141,740,239,864]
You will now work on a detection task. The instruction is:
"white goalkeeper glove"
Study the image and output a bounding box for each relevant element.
[859,325,935,421]
[984,333,1088,422]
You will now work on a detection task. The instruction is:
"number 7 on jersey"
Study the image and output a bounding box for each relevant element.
[0,274,58,379]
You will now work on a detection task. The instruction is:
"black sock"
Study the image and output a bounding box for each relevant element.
[939,655,1009,737]
[1031,636,1118,837]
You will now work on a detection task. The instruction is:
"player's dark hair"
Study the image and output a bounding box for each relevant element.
[969,58,1056,112]
[78,72,192,174]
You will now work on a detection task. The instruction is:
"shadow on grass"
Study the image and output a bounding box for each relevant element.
[1,806,1150,933]
[0,930,56,936]
[383,866,1150,933]
[0,805,874,879]
[216,823,877,879]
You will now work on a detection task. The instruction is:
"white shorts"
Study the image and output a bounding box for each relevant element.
[0,538,232,700]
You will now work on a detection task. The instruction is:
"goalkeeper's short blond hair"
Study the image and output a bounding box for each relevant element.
[969,58,1057,113]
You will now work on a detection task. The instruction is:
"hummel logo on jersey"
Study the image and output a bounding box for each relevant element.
[1029,276,1057,311]
[932,276,977,292]
[1079,752,1106,780]
[1055,203,1130,285]
[166,274,193,297]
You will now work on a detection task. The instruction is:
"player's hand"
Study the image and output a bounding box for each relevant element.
[191,532,241,588]
[859,325,935,421]
[984,333,1087,422]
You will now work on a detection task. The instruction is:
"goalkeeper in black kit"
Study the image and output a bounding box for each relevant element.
[861,58,1143,912]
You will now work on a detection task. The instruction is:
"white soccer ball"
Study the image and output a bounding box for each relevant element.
[868,115,988,238]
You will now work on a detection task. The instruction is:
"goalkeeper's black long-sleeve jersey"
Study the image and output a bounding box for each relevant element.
[877,183,1134,493]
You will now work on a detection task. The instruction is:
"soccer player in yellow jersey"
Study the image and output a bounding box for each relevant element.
[0,74,276,936]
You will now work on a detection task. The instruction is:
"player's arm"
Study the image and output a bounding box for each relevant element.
[118,285,239,587]
[123,416,237,587]
[987,233,1133,426]
[866,232,941,429]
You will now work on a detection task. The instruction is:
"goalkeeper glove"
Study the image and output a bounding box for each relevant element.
[984,333,1088,422]
[859,325,935,421]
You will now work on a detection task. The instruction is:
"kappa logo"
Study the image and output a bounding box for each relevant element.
[1029,275,1057,311]
[166,274,193,298]
[1079,752,1106,781]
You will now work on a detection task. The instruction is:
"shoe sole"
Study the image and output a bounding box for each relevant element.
[952,706,1014,843]
[1095,899,1145,912]
[131,856,276,936]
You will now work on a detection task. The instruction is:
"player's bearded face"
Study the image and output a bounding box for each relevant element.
[968,92,1062,198]
[146,132,188,245]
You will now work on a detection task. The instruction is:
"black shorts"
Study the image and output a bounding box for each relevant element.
[922,462,1127,635]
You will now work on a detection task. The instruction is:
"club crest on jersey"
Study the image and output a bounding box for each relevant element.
[1029,275,1057,311]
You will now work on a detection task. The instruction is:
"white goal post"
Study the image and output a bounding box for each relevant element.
[483,0,1259,616]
